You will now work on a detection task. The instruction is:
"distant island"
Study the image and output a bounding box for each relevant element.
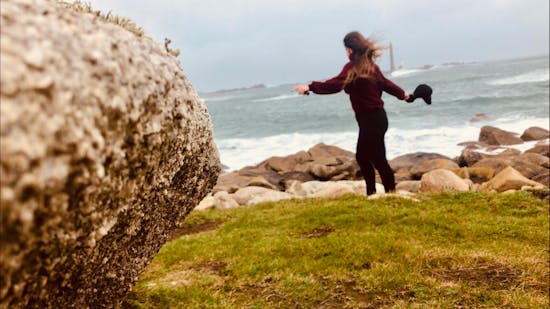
[202,83,266,95]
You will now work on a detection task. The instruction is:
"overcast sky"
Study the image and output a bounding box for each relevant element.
[85,0,549,92]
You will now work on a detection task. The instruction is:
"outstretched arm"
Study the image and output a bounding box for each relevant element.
[376,66,409,101]
[293,62,353,95]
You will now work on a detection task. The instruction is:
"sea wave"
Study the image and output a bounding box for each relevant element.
[252,93,301,102]
[215,117,549,171]
[390,68,425,77]
[488,68,549,86]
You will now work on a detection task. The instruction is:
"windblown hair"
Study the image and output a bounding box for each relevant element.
[343,31,383,85]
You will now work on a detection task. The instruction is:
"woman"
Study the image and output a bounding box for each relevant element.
[293,31,409,196]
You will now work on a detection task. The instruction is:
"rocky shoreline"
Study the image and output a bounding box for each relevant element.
[197,125,549,210]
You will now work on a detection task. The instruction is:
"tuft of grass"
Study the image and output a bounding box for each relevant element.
[57,1,182,57]
[58,0,145,37]
[125,191,549,308]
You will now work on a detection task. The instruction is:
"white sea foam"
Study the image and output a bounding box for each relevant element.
[252,93,301,102]
[488,68,549,85]
[216,132,357,171]
[216,116,549,171]
[390,68,424,77]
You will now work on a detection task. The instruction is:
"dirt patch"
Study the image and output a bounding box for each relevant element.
[316,276,413,308]
[300,226,335,239]
[195,261,229,277]
[169,220,223,240]
[231,281,291,307]
[432,261,521,289]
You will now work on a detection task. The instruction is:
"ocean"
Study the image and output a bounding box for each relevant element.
[201,56,549,171]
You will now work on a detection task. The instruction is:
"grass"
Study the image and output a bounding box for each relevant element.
[58,1,181,57]
[124,191,549,308]
[58,1,145,37]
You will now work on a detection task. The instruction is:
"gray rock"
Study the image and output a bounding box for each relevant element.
[0,1,220,307]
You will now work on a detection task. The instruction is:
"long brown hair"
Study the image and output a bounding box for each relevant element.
[343,31,382,85]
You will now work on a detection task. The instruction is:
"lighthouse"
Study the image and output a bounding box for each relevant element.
[389,42,396,72]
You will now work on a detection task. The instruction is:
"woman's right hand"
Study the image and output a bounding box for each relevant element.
[293,84,310,95]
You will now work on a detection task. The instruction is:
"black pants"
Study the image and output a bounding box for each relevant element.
[355,108,395,195]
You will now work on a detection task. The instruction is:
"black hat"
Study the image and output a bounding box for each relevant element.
[406,84,433,105]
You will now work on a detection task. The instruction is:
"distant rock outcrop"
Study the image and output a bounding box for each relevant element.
[1,0,220,307]
[469,113,491,122]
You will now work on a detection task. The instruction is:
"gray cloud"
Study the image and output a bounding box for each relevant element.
[86,0,549,91]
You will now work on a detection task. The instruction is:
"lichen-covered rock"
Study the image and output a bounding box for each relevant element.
[0,0,220,308]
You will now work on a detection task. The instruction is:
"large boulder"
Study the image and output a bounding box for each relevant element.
[472,158,513,174]
[457,145,520,167]
[396,180,421,193]
[517,153,550,169]
[0,1,220,308]
[232,186,293,206]
[285,180,371,198]
[508,157,548,179]
[264,151,312,173]
[457,148,486,167]
[409,158,459,179]
[532,172,549,187]
[479,167,544,192]
[453,167,495,184]
[478,126,523,145]
[213,171,255,193]
[309,160,361,181]
[389,152,449,174]
[525,144,550,158]
[280,171,316,189]
[308,143,355,162]
[420,169,470,193]
[306,144,361,181]
[213,165,284,193]
[520,126,549,141]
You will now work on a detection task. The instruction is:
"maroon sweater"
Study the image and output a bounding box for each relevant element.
[308,62,406,116]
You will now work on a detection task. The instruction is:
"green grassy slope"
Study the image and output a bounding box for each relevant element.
[125,192,549,308]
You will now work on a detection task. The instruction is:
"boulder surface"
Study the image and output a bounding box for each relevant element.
[479,167,543,192]
[520,126,549,141]
[420,169,470,193]
[478,126,523,145]
[0,1,220,307]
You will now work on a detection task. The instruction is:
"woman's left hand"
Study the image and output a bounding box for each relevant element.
[293,84,309,95]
